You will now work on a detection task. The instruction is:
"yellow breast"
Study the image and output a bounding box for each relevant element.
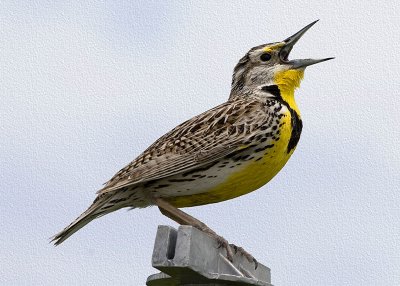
[168,113,295,208]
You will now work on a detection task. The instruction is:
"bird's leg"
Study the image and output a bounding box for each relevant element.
[152,197,234,262]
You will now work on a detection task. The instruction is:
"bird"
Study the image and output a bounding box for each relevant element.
[52,20,332,264]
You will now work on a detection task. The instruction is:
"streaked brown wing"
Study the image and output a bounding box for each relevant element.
[98,98,268,194]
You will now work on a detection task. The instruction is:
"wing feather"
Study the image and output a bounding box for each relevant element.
[98,98,269,194]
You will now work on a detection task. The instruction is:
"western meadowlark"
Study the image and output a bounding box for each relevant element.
[53,20,332,265]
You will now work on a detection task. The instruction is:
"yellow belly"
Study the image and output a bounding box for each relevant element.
[168,115,295,208]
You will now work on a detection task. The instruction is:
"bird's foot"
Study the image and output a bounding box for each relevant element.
[215,234,234,262]
[193,227,256,267]
[191,225,234,262]
[230,243,259,269]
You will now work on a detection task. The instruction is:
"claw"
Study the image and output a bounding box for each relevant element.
[253,257,259,270]
[215,235,234,262]
[230,243,258,269]
[230,243,238,254]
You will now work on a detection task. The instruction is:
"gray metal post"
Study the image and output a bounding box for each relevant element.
[146,225,273,286]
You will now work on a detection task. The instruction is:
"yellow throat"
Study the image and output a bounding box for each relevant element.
[274,69,304,114]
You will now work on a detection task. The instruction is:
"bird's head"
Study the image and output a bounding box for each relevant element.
[230,20,333,99]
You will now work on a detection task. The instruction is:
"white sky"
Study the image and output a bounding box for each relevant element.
[1,1,399,285]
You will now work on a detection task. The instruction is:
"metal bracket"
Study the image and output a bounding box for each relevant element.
[146,225,273,286]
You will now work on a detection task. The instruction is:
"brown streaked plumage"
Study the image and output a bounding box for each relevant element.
[52,97,277,244]
[100,99,270,193]
[52,21,332,265]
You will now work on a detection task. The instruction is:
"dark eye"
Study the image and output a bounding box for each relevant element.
[260,53,272,62]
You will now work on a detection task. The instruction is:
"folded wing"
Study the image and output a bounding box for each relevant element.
[98,98,269,194]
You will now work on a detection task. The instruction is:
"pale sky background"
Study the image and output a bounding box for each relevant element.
[1,1,400,285]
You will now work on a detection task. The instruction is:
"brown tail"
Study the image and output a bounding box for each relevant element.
[51,194,112,245]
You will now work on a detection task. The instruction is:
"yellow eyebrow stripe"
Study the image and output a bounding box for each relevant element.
[263,43,285,53]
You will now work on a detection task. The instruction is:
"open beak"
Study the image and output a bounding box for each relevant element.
[279,20,334,69]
